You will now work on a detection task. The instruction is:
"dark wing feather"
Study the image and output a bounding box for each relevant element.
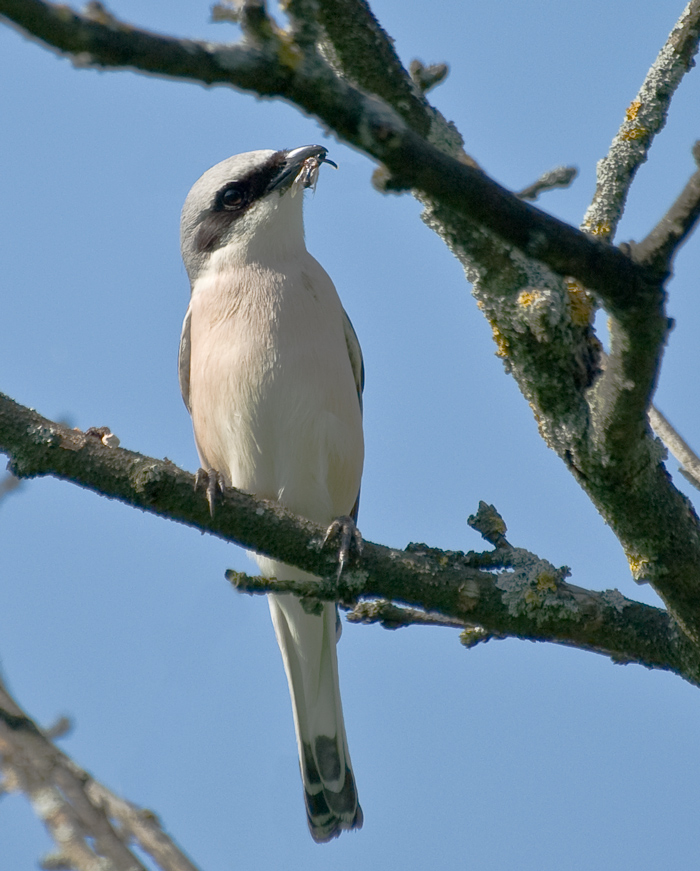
[178,305,192,413]
[341,308,364,521]
[341,308,364,414]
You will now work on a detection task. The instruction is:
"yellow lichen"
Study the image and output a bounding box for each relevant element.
[522,572,559,607]
[625,551,647,578]
[536,572,558,592]
[621,125,648,142]
[491,517,507,536]
[625,100,642,121]
[524,589,540,606]
[565,279,594,327]
[517,290,537,307]
[490,323,509,357]
[583,220,612,238]
[277,36,303,68]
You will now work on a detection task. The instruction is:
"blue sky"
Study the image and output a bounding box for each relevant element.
[2,1,700,868]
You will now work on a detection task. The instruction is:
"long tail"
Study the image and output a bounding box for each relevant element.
[267,579,362,842]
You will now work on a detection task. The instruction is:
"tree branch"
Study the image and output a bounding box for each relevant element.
[344,599,472,631]
[1,391,699,685]
[0,470,22,503]
[227,547,700,686]
[0,0,660,315]
[312,0,430,134]
[418,184,700,642]
[0,674,200,871]
[408,59,449,95]
[590,142,700,472]
[632,140,700,272]
[280,0,323,48]
[581,0,700,241]
[516,165,578,201]
[649,405,700,491]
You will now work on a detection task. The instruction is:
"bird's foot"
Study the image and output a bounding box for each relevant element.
[324,515,363,578]
[195,467,226,517]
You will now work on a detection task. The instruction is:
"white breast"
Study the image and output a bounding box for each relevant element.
[187,253,363,525]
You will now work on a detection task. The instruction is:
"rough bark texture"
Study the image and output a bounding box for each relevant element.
[2,392,700,687]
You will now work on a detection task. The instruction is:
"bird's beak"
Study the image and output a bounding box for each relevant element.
[267,145,336,194]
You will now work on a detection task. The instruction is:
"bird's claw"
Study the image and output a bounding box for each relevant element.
[324,515,363,578]
[195,467,226,517]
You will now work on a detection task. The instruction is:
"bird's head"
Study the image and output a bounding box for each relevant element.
[180,145,334,282]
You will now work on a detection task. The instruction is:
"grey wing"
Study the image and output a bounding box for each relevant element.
[341,308,364,414]
[341,307,364,522]
[178,305,192,414]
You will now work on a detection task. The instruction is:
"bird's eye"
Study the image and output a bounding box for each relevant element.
[221,187,245,209]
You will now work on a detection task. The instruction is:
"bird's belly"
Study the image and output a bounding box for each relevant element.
[190,324,363,526]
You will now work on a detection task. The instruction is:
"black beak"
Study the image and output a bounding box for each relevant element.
[267,145,336,194]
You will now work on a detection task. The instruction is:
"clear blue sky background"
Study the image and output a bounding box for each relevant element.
[2,2,700,868]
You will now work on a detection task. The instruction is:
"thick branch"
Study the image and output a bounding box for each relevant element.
[417,189,700,646]
[589,144,700,463]
[228,557,700,685]
[2,392,700,685]
[575,11,700,474]
[313,0,430,133]
[0,0,658,316]
[582,0,700,240]
[587,280,669,469]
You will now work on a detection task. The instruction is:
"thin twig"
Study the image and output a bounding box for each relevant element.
[649,405,700,490]
[0,471,22,503]
[0,674,200,871]
[408,59,449,94]
[632,140,700,273]
[283,0,322,47]
[0,680,148,871]
[237,0,276,42]
[227,565,700,684]
[345,599,469,630]
[210,2,241,24]
[582,0,700,240]
[85,781,201,871]
[517,165,578,201]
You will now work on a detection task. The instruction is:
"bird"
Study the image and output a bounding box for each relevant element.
[178,145,364,842]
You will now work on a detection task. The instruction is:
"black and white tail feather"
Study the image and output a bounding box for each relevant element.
[269,588,362,841]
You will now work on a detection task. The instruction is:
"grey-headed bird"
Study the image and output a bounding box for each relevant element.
[178,146,364,842]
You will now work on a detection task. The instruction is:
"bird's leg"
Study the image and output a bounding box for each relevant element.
[194,467,226,517]
[323,516,363,578]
